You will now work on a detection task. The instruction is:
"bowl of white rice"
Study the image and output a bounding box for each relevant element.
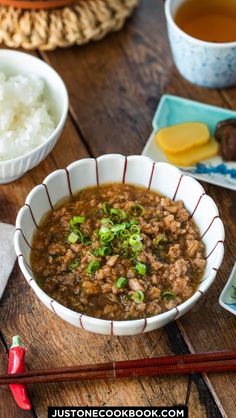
[0,49,68,184]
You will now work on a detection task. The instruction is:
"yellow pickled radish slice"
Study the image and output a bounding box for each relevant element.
[156,122,210,154]
[165,138,219,166]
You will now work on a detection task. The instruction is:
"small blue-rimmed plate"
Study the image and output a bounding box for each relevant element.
[142,95,236,190]
[219,263,236,316]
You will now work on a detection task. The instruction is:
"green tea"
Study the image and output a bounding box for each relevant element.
[175,0,236,43]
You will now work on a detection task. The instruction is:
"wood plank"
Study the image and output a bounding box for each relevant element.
[0,1,233,417]
[39,0,236,416]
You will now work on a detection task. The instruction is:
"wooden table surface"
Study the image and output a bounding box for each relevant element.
[0,1,236,417]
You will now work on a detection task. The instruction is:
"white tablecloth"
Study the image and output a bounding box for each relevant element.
[0,222,16,300]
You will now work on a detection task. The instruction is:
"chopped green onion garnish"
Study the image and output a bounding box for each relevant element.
[116,277,127,288]
[135,262,146,276]
[100,218,113,225]
[68,259,80,270]
[86,260,100,274]
[155,234,168,245]
[120,229,131,238]
[162,291,176,300]
[130,219,138,226]
[75,228,85,241]
[100,234,114,244]
[132,290,144,303]
[129,234,142,246]
[110,208,120,215]
[67,231,79,244]
[99,225,109,234]
[96,246,111,256]
[101,234,114,243]
[83,237,92,245]
[111,223,126,233]
[121,239,129,248]
[102,202,110,214]
[98,226,115,243]
[110,208,127,219]
[129,234,143,252]
[130,204,145,216]
[133,242,143,252]
[120,249,129,257]
[130,224,140,234]
[70,216,86,226]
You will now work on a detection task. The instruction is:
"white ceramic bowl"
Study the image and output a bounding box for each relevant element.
[14,155,225,335]
[0,49,68,184]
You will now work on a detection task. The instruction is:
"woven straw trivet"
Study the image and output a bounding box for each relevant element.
[0,0,139,50]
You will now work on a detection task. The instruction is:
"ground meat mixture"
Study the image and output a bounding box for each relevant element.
[30,184,206,320]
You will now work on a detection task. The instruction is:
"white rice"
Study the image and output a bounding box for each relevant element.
[0,72,55,161]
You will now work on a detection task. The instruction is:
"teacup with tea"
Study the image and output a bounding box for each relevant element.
[165,0,236,88]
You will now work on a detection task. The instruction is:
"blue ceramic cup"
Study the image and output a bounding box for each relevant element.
[165,0,236,88]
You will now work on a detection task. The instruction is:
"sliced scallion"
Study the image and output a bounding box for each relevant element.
[98,225,115,243]
[111,223,126,233]
[67,231,79,244]
[129,234,142,246]
[99,226,110,235]
[130,219,138,226]
[70,216,86,226]
[102,202,110,214]
[129,234,143,252]
[110,208,120,216]
[86,260,100,274]
[83,237,92,245]
[130,224,140,234]
[135,262,146,276]
[162,291,176,300]
[110,208,127,219]
[100,218,113,225]
[68,259,80,270]
[132,290,144,303]
[100,234,114,244]
[130,204,145,217]
[155,234,168,246]
[120,229,131,238]
[121,239,129,248]
[133,242,143,253]
[96,246,111,257]
[116,277,127,288]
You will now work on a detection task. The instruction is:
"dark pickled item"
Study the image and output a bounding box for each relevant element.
[215,118,236,161]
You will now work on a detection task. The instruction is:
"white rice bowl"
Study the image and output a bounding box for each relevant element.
[0,72,55,161]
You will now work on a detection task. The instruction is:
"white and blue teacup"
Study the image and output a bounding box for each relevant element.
[165,0,236,88]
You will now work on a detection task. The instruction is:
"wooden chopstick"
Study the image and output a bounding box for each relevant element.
[0,351,235,385]
[0,349,235,380]
[1,359,236,385]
